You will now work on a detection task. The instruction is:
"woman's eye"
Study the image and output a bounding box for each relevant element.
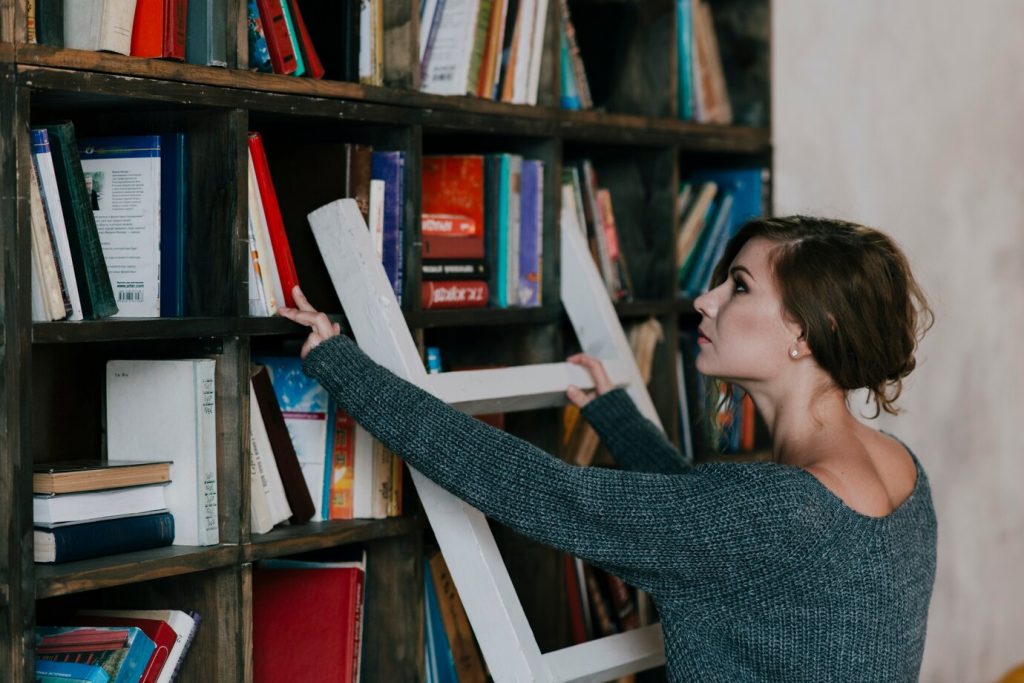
[733,279,748,293]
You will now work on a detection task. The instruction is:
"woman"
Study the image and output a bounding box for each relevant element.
[279,215,937,682]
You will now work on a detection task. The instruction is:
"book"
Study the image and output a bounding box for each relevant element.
[78,135,163,318]
[37,0,64,47]
[496,155,522,306]
[427,550,487,682]
[327,409,356,520]
[33,460,171,495]
[370,151,406,303]
[69,615,178,683]
[286,0,324,79]
[424,557,459,683]
[44,122,118,319]
[248,131,300,308]
[421,280,489,309]
[36,626,156,683]
[524,0,549,105]
[130,0,187,60]
[421,0,480,95]
[159,133,188,317]
[675,181,717,277]
[34,511,175,564]
[247,149,285,315]
[105,359,219,546]
[676,0,694,120]
[186,0,228,67]
[29,157,68,322]
[422,156,486,261]
[34,660,110,683]
[247,0,273,72]
[63,0,138,55]
[517,158,543,307]
[31,128,83,321]
[255,355,331,521]
[253,553,366,683]
[465,0,493,95]
[254,0,299,74]
[250,365,315,524]
[278,0,306,76]
[249,382,293,533]
[77,610,199,683]
[422,259,489,281]
[681,192,732,295]
[34,483,169,527]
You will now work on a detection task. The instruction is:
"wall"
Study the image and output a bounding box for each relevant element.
[773,2,1024,681]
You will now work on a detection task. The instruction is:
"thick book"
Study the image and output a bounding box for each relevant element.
[106,359,219,546]
[421,280,489,309]
[37,0,65,47]
[422,259,489,281]
[254,0,299,74]
[78,135,163,317]
[422,155,485,260]
[44,122,118,319]
[36,626,156,683]
[255,356,331,521]
[247,150,285,314]
[70,615,178,683]
[63,0,139,54]
[249,382,292,533]
[517,158,543,307]
[34,483,169,527]
[248,132,300,308]
[370,151,406,303]
[251,365,315,524]
[253,554,366,683]
[130,0,187,60]
[34,511,175,564]
[421,0,480,95]
[160,133,188,317]
[31,128,84,321]
[29,159,68,322]
[33,460,171,495]
[77,610,199,683]
[494,154,522,307]
[34,660,110,683]
[186,0,228,67]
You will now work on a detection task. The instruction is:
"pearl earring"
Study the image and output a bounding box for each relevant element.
[789,349,799,358]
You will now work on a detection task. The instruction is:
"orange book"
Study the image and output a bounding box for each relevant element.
[329,410,356,520]
[421,156,486,260]
[131,0,186,60]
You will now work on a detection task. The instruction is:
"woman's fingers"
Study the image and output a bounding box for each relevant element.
[566,353,613,395]
[292,285,317,313]
[566,385,593,409]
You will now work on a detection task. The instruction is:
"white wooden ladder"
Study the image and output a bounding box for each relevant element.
[309,198,666,682]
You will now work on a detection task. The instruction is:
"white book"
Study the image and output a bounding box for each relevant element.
[249,435,274,535]
[421,0,480,95]
[510,0,536,103]
[29,161,66,321]
[368,178,386,259]
[351,425,378,519]
[247,216,270,317]
[63,0,138,55]
[34,483,169,527]
[419,0,441,60]
[106,359,219,546]
[358,0,375,83]
[77,609,197,683]
[78,135,162,318]
[506,155,523,306]
[249,382,292,530]
[524,0,549,105]
[32,129,84,321]
[247,152,284,315]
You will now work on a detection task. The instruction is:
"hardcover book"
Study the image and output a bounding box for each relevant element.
[186,0,228,66]
[34,512,175,564]
[33,460,171,495]
[34,660,110,683]
[422,155,485,261]
[77,610,200,683]
[34,483,169,527]
[70,615,179,683]
[63,0,139,55]
[36,626,156,683]
[371,151,406,303]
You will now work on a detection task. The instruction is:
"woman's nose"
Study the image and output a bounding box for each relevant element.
[694,289,716,318]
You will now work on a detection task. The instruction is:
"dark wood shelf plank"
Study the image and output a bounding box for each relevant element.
[561,109,771,154]
[32,317,240,343]
[614,299,675,319]
[246,516,419,563]
[410,306,560,329]
[35,545,243,598]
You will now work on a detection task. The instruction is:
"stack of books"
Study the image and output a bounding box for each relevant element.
[32,460,174,565]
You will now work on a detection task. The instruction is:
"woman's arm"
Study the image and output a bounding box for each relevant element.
[580,389,690,474]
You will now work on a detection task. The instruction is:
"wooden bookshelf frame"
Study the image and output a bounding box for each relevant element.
[0,0,772,679]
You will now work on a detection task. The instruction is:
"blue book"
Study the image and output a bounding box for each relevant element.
[677,0,694,120]
[682,192,733,295]
[186,0,228,67]
[688,168,764,234]
[35,660,110,683]
[160,133,188,317]
[34,511,175,564]
[247,0,273,72]
[423,559,459,683]
[559,29,580,110]
[279,0,306,76]
[484,154,510,307]
[371,151,406,304]
[255,355,331,520]
[36,626,155,683]
[517,160,544,307]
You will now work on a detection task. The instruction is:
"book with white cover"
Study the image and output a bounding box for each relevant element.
[106,359,219,546]
[64,0,139,54]
[524,0,549,105]
[247,152,284,315]
[421,0,481,95]
[29,161,67,321]
[249,382,292,532]
[34,483,169,527]
[78,135,162,317]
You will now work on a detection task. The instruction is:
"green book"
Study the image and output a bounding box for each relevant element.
[44,122,118,319]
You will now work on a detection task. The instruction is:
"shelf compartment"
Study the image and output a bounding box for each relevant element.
[246,516,419,563]
[33,318,241,343]
[35,544,242,598]
[614,299,676,319]
[410,306,560,329]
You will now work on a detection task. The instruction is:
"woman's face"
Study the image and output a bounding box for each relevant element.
[693,237,801,386]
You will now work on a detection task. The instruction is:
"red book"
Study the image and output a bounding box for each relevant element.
[421,280,489,309]
[422,213,478,237]
[564,555,588,644]
[286,0,325,79]
[70,615,177,683]
[248,131,300,308]
[164,0,187,61]
[255,0,299,75]
[131,0,187,60]
[422,156,486,260]
[254,559,365,683]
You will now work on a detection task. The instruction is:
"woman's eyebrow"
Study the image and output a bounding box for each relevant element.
[729,265,755,281]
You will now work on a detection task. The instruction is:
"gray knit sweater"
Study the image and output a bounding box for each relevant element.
[304,335,937,682]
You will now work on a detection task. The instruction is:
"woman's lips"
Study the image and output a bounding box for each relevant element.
[697,329,711,344]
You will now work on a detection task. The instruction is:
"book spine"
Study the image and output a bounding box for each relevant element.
[517,159,543,307]
[28,158,69,321]
[421,280,489,309]
[98,0,139,55]
[287,0,325,79]
[254,0,298,74]
[422,259,489,281]
[165,0,187,60]
[133,0,165,58]
[370,151,405,304]
[278,0,306,76]
[247,151,284,314]
[194,359,219,546]
[159,133,188,317]
[524,0,548,105]
[466,0,493,94]
[44,122,118,319]
[37,0,64,46]
[44,512,175,564]
[248,132,299,308]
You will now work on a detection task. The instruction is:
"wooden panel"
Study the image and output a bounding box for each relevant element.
[707,0,772,128]
[410,305,560,329]
[246,517,419,562]
[361,533,424,681]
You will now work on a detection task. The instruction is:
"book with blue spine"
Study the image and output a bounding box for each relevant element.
[36,626,156,683]
[33,511,175,564]
[423,558,459,683]
[688,168,764,234]
[681,192,733,295]
[35,659,110,683]
[371,151,406,304]
[676,0,694,120]
[517,159,544,307]
[160,133,188,317]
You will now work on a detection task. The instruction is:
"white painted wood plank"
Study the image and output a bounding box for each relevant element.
[542,624,666,683]
[426,361,631,415]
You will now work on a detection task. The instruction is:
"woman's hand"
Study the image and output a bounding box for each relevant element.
[565,353,614,409]
[277,286,341,360]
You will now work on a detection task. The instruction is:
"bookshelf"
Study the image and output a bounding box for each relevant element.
[0,0,772,680]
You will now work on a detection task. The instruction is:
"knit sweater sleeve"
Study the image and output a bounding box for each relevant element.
[303,335,797,593]
[580,389,690,474]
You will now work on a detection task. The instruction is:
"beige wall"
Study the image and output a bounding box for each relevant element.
[773,2,1024,681]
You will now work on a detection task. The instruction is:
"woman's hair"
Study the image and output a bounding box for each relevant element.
[708,215,934,418]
